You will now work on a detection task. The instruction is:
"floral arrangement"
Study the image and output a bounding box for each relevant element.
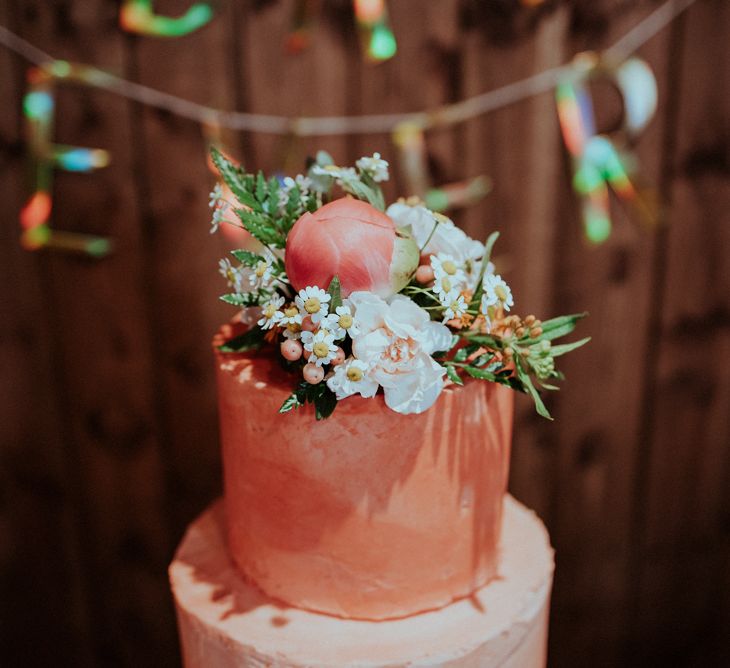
[209,148,588,420]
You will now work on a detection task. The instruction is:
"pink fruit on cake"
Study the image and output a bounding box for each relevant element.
[284,198,419,298]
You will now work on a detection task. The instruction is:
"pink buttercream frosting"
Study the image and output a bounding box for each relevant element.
[214,322,514,620]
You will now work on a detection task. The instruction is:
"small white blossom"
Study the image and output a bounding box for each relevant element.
[257,295,285,330]
[301,329,338,367]
[482,274,514,312]
[356,152,389,182]
[311,165,358,188]
[430,253,466,287]
[295,286,331,324]
[442,293,468,323]
[218,258,247,293]
[279,304,303,340]
[322,302,358,340]
[248,256,274,290]
[433,274,459,300]
[210,207,226,234]
[326,358,378,400]
[208,184,226,209]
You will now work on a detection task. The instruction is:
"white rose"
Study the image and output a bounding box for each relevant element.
[348,292,452,415]
[386,202,484,263]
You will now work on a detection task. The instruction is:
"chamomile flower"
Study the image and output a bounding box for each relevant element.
[311,165,358,188]
[257,295,285,330]
[322,302,358,340]
[301,329,338,367]
[442,293,468,323]
[218,258,247,293]
[326,358,378,400]
[248,256,274,290]
[433,274,458,300]
[279,304,303,340]
[431,253,466,287]
[295,286,331,324]
[482,274,514,312]
[356,152,389,183]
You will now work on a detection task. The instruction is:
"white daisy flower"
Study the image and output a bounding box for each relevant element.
[301,329,338,367]
[218,258,247,293]
[248,256,274,290]
[326,358,379,400]
[431,253,466,287]
[279,304,303,340]
[295,286,331,324]
[433,274,459,300]
[442,293,468,323]
[322,302,358,340]
[356,152,389,183]
[257,295,285,330]
[482,273,514,312]
[311,165,358,188]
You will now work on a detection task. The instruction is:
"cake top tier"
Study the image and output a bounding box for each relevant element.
[208,148,588,421]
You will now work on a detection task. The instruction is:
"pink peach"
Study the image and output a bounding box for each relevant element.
[285,198,419,297]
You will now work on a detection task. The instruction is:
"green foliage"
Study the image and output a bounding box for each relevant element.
[279,381,338,420]
[220,292,260,307]
[327,275,343,312]
[469,231,500,311]
[231,249,265,267]
[210,147,306,248]
[217,327,266,353]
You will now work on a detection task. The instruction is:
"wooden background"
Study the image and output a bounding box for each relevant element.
[1,1,728,666]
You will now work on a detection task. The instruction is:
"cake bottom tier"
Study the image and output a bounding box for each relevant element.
[170,496,554,668]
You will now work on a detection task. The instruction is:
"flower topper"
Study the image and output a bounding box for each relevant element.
[209,148,589,420]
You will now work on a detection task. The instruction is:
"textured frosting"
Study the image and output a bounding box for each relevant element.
[214,323,514,620]
[170,496,553,668]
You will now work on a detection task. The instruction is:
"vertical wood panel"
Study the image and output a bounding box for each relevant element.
[547,2,675,664]
[13,1,176,664]
[0,4,94,665]
[127,0,234,539]
[631,0,730,663]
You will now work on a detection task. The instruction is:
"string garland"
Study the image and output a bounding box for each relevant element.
[0,0,696,255]
[0,0,695,135]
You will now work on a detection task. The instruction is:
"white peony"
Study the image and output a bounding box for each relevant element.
[348,292,452,415]
[386,202,484,263]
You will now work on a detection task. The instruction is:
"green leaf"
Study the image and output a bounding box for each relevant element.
[218,327,266,353]
[327,275,343,312]
[446,365,464,386]
[533,312,588,342]
[210,147,250,205]
[236,208,284,247]
[549,337,591,357]
[255,171,267,203]
[342,179,385,211]
[515,361,553,420]
[359,172,386,211]
[464,366,499,382]
[220,292,259,307]
[231,249,265,267]
[454,347,469,363]
[266,176,280,217]
[279,392,303,414]
[314,387,338,420]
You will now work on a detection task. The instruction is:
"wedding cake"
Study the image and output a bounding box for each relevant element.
[169,150,587,666]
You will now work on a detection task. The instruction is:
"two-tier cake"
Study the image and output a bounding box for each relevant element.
[169,150,587,666]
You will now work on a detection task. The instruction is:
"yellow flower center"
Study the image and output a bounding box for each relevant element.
[304,297,321,314]
[284,306,298,318]
[441,277,452,293]
[313,342,330,358]
[255,261,267,277]
[263,304,277,318]
[286,322,301,333]
[442,260,457,275]
[338,314,353,329]
[347,366,364,382]
[495,285,507,302]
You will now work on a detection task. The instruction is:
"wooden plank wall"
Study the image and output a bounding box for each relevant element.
[0,1,727,666]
